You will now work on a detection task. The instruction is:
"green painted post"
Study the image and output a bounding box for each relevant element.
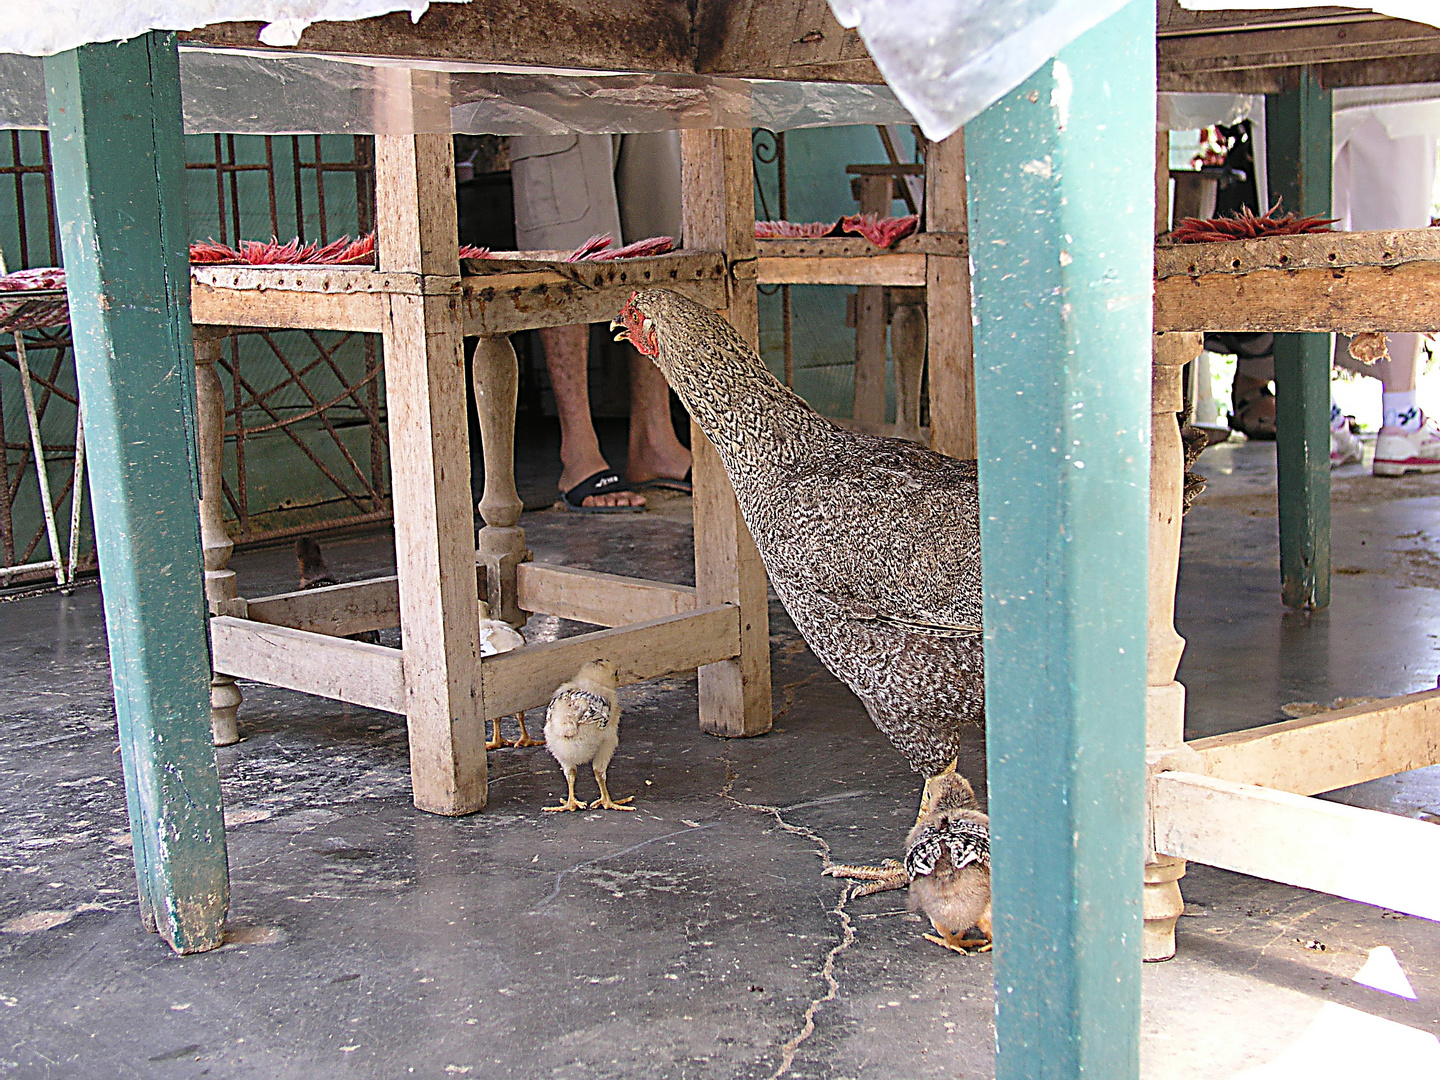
[965,2,1152,1076]
[44,32,229,954]
[1267,70,1332,610]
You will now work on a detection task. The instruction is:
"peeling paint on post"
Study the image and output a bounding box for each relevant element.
[965,2,1152,1076]
[44,32,229,953]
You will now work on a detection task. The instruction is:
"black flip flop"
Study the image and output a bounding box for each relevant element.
[561,469,646,514]
[634,468,693,495]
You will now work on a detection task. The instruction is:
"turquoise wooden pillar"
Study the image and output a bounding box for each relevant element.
[1267,69,1332,610]
[45,32,229,954]
[966,2,1153,1076]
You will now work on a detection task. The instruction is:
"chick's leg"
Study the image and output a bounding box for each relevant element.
[544,766,586,812]
[923,910,992,954]
[486,716,508,751]
[589,764,635,811]
[509,710,544,748]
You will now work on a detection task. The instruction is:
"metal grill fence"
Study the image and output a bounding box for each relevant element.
[0,132,388,585]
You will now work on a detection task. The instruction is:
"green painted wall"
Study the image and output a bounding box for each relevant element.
[754,125,918,420]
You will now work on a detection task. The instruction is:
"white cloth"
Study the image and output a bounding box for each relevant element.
[0,1,462,57]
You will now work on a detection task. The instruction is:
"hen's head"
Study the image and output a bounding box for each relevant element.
[612,292,660,359]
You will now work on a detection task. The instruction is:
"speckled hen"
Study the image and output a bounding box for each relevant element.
[613,288,983,795]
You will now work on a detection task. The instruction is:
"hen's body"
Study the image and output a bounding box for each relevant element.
[618,289,983,774]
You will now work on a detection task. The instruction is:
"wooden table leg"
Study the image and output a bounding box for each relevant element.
[681,128,772,737]
[194,328,242,746]
[923,132,976,460]
[1145,332,1204,961]
[376,90,487,815]
[889,288,927,442]
[853,173,890,429]
[472,334,528,626]
[45,30,228,953]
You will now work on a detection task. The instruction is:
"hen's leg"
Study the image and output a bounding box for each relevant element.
[589,765,635,811]
[509,710,544,748]
[544,766,585,812]
[822,859,908,896]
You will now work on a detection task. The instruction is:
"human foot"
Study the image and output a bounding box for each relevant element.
[559,467,646,511]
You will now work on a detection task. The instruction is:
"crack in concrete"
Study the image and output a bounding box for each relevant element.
[720,761,858,1080]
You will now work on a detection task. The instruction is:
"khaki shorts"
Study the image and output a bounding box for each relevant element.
[509,132,682,251]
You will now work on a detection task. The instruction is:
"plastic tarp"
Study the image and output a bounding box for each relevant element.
[0,47,915,135]
[826,0,1135,141]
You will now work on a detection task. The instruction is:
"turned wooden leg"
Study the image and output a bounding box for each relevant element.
[194,328,241,746]
[471,334,528,628]
[889,288,927,442]
[1144,331,1204,961]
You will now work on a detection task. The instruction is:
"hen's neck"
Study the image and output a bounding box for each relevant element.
[657,324,833,470]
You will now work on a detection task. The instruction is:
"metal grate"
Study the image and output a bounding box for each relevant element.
[0,133,387,584]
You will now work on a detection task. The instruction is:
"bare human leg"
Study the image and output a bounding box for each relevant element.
[538,324,645,509]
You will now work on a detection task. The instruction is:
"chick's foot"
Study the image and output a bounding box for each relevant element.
[508,711,545,748]
[544,796,587,813]
[589,795,636,811]
[923,928,991,954]
[486,716,509,751]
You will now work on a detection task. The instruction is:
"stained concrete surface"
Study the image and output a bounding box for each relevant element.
[1,435,1438,1079]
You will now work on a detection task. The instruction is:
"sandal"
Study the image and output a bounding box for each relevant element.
[560,469,646,514]
[634,469,692,495]
[1229,376,1277,441]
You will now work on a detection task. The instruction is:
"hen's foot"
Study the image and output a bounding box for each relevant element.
[544,797,586,813]
[589,795,636,811]
[923,931,991,954]
[823,859,909,896]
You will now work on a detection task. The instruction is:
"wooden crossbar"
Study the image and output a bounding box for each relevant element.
[1189,688,1440,797]
[1153,771,1440,922]
[244,576,401,637]
[516,562,698,627]
[211,616,407,713]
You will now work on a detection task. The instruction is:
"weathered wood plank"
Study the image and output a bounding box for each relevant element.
[185,1,694,76]
[692,0,881,82]
[245,576,402,636]
[462,252,728,335]
[211,616,407,714]
[1152,771,1440,922]
[516,562,698,627]
[480,605,740,718]
[755,234,967,259]
[1155,228,1440,279]
[46,31,229,956]
[1189,688,1440,797]
[190,281,386,332]
[681,126,772,738]
[925,131,977,460]
[1155,261,1440,333]
[756,254,926,286]
[376,99,488,816]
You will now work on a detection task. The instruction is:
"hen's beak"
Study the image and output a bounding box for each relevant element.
[609,318,629,343]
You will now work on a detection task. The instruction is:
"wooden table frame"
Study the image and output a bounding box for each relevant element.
[190,84,771,815]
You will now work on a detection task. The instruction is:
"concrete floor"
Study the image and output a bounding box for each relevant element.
[2,435,1438,1079]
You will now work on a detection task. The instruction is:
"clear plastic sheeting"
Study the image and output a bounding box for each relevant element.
[1159,93,1259,132]
[0,46,914,135]
[826,0,1132,142]
[1177,1,1439,30]
[0,0,460,57]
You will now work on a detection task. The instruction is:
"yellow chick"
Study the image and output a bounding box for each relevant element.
[904,768,991,953]
[478,600,540,749]
[542,659,633,812]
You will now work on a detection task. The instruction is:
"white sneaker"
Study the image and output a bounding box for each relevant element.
[1330,423,1363,468]
[1373,412,1440,476]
